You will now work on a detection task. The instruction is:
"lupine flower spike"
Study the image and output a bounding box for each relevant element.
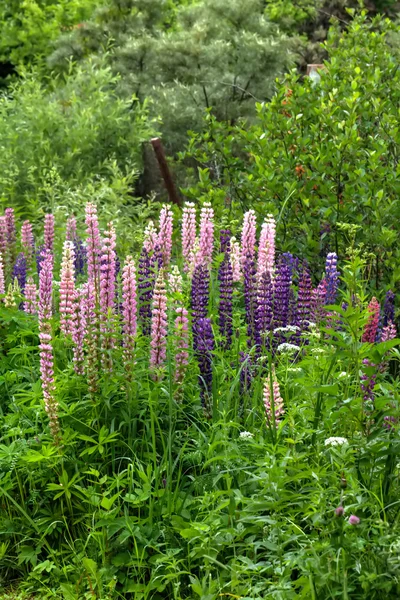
[198,202,214,266]
[174,307,189,384]
[44,214,55,252]
[150,269,168,379]
[71,286,87,374]
[362,298,380,343]
[263,372,284,426]
[230,237,242,282]
[23,277,37,314]
[169,265,183,295]
[21,221,34,263]
[241,210,256,268]
[195,317,214,417]
[0,252,5,297]
[182,202,197,272]
[122,256,137,366]
[59,241,76,335]
[85,203,102,295]
[158,205,173,267]
[258,214,276,278]
[100,222,117,368]
[66,216,77,242]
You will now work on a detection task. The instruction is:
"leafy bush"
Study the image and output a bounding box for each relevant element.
[0,203,400,598]
[182,15,400,290]
[0,60,157,224]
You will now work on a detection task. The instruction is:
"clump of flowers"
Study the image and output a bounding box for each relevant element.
[263,372,284,426]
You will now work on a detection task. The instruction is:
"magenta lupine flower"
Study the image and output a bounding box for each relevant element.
[143,220,159,253]
[198,202,214,266]
[174,307,189,383]
[71,285,87,375]
[0,252,5,296]
[241,210,256,268]
[230,237,242,282]
[85,203,102,294]
[257,214,276,278]
[263,373,284,426]
[66,216,77,241]
[5,208,16,246]
[381,321,397,342]
[348,515,360,525]
[158,205,173,267]
[38,250,59,440]
[23,277,37,314]
[182,202,197,272]
[59,241,76,335]
[150,269,168,379]
[362,297,380,343]
[21,220,34,262]
[44,214,55,252]
[122,256,137,364]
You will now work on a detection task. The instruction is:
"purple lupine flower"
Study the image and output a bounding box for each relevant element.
[0,217,7,261]
[243,253,257,347]
[325,253,339,305]
[195,317,214,417]
[218,238,233,349]
[44,214,55,252]
[273,259,292,331]
[5,208,16,246]
[191,264,210,349]
[12,253,27,293]
[36,245,46,275]
[122,256,137,365]
[85,203,101,295]
[255,270,273,351]
[297,264,312,330]
[99,223,117,368]
[361,358,377,405]
[73,238,87,277]
[383,290,395,327]
[219,229,231,254]
[21,220,34,263]
[138,246,153,336]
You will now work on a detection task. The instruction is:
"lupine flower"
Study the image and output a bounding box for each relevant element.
[122,256,137,364]
[325,253,339,305]
[4,281,18,307]
[263,372,284,425]
[0,217,7,260]
[382,322,397,342]
[174,307,189,383]
[71,285,87,374]
[311,279,327,323]
[195,317,214,416]
[74,238,87,276]
[5,208,16,246]
[297,264,312,330]
[158,205,173,267]
[383,415,397,430]
[273,259,292,334]
[38,250,59,440]
[198,202,214,266]
[0,252,4,297]
[191,263,210,349]
[85,203,101,294]
[59,241,76,335]
[99,223,117,366]
[241,210,256,268]
[182,202,197,271]
[143,220,158,253]
[383,290,395,327]
[230,237,242,282]
[168,265,183,295]
[239,351,252,394]
[85,280,98,393]
[44,214,55,252]
[138,246,152,335]
[257,214,276,278]
[150,269,168,378]
[66,216,77,241]
[255,270,273,351]
[362,297,380,343]
[219,229,231,253]
[12,253,27,293]
[243,253,257,346]
[348,515,360,525]
[218,239,233,349]
[361,358,377,404]
[23,277,37,314]
[21,221,34,262]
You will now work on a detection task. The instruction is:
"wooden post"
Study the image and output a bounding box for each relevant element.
[150,137,181,207]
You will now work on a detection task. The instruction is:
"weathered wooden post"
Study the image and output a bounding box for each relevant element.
[150,137,182,207]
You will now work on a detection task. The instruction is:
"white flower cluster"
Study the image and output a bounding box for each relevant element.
[311,347,325,355]
[337,372,348,379]
[287,367,302,373]
[239,431,254,440]
[277,343,300,354]
[273,325,300,334]
[324,437,348,447]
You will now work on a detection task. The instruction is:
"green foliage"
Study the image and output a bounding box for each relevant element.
[0,0,98,68]
[48,0,294,152]
[0,60,157,223]
[182,15,400,289]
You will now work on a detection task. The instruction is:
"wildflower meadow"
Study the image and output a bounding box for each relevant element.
[1,201,400,599]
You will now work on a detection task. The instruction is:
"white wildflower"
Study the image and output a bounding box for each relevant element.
[277,343,300,354]
[287,367,302,373]
[239,431,254,440]
[337,372,348,379]
[274,325,300,334]
[311,347,325,354]
[324,437,348,447]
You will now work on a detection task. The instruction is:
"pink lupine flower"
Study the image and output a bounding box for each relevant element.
[21,221,34,261]
[71,285,87,375]
[263,372,284,425]
[59,241,76,335]
[174,307,189,383]
[143,220,158,253]
[99,222,117,367]
[150,269,168,378]
[362,297,380,343]
[168,265,183,294]
[230,237,242,282]
[382,321,397,342]
[258,214,276,278]
[158,205,173,266]
[182,202,197,271]
[5,208,16,246]
[85,203,102,294]
[311,279,327,323]
[38,250,59,441]
[122,256,137,364]
[85,280,99,392]
[23,277,38,314]
[66,216,77,241]
[0,252,5,296]
[241,210,256,267]
[44,214,55,252]
[198,202,214,266]
[0,217,7,259]
[348,515,360,525]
